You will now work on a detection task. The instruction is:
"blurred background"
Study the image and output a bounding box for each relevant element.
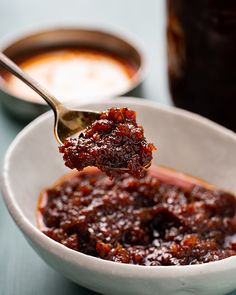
[1,1,236,294]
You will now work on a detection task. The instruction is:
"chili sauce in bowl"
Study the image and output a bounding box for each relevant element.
[37,166,236,266]
[3,98,236,295]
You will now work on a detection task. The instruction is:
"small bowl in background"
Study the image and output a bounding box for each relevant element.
[0,27,146,121]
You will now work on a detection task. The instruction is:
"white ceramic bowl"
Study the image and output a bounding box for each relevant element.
[2,98,236,295]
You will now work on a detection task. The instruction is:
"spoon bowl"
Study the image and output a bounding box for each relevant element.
[55,106,100,144]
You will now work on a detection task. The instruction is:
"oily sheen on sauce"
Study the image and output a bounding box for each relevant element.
[37,166,236,266]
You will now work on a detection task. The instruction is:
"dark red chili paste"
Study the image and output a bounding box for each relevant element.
[59,108,156,178]
[37,167,236,265]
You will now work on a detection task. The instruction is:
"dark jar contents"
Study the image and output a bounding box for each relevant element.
[37,166,236,266]
[167,0,236,131]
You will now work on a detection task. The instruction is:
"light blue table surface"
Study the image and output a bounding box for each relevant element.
[0,1,235,294]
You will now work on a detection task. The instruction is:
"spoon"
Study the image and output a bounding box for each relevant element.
[0,52,151,171]
[0,52,100,144]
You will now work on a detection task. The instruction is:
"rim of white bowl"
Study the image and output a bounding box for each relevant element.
[1,97,236,277]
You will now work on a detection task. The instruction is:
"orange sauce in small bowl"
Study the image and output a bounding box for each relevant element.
[3,47,137,104]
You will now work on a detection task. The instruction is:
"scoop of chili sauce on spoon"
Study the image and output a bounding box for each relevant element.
[59,108,156,178]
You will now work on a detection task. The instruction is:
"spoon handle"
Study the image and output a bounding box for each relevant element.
[0,52,62,112]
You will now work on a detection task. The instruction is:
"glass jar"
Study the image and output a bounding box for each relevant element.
[167,0,236,131]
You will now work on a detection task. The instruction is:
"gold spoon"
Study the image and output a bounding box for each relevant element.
[0,51,100,144]
[0,52,151,171]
